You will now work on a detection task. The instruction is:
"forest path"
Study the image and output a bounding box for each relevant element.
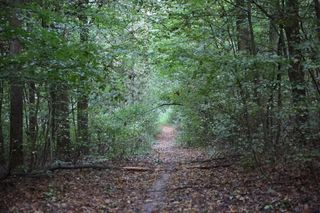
[142,125,202,212]
[1,126,318,212]
[142,125,176,212]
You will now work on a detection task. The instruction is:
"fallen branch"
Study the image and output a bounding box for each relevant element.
[188,154,242,164]
[173,184,218,191]
[185,164,231,169]
[48,164,118,171]
[122,166,153,172]
[3,165,154,179]
[148,184,219,192]
[48,164,153,172]
[10,171,54,178]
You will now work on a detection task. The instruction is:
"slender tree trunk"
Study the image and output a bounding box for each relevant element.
[274,26,286,161]
[77,95,89,153]
[247,1,256,55]
[28,82,37,170]
[49,85,56,162]
[235,0,263,166]
[9,1,24,172]
[312,0,320,94]
[0,81,5,166]
[284,0,308,142]
[247,0,261,111]
[42,89,53,166]
[314,0,320,40]
[77,0,90,155]
[41,6,71,162]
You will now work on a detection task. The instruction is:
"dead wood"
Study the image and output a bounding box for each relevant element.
[122,166,153,172]
[48,165,153,172]
[148,184,219,193]
[188,154,242,164]
[185,164,231,169]
[1,165,153,179]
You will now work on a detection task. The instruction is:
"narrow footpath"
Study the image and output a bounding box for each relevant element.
[1,126,318,212]
[143,125,202,212]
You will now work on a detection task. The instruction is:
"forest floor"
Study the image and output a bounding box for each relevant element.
[0,125,319,212]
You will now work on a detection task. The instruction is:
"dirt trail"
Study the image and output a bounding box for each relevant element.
[1,126,319,212]
[143,126,179,212]
[152,126,202,163]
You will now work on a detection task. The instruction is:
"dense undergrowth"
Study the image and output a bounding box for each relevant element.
[0,0,319,176]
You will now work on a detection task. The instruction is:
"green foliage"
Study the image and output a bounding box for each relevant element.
[147,0,320,166]
[90,104,156,158]
[0,0,319,171]
[157,108,174,126]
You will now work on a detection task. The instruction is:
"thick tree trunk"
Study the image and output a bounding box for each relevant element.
[55,84,71,161]
[235,0,251,52]
[46,84,71,162]
[9,2,24,172]
[9,82,24,172]
[284,0,308,142]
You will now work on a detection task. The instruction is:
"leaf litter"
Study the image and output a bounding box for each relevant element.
[0,126,319,212]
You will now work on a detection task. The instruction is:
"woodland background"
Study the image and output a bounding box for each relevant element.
[0,0,320,177]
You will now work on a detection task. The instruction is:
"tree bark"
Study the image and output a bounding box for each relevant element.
[9,1,24,172]
[77,0,90,155]
[269,0,280,52]
[284,0,308,142]
[313,0,320,93]
[28,82,38,170]
[0,81,5,166]
[314,0,320,40]
[77,95,89,153]
[247,1,256,55]
[55,84,71,161]
[235,0,251,52]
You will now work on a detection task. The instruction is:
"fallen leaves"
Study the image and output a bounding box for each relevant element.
[0,126,319,212]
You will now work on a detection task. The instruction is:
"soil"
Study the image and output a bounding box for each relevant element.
[0,125,319,212]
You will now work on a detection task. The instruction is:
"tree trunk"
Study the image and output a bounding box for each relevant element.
[314,0,320,40]
[284,0,308,142]
[247,1,256,55]
[269,0,280,52]
[55,84,71,161]
[235,0,251,52]
[313,0,320,93]
[77,0,90,155]
[0,81,5,166]
[77,95,89,154]
[28,82,38,170]
[9,1,24,172]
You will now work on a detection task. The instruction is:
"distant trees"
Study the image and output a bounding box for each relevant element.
[0,0,157,175]
[1,0,318,176]
[151,0,320,167]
